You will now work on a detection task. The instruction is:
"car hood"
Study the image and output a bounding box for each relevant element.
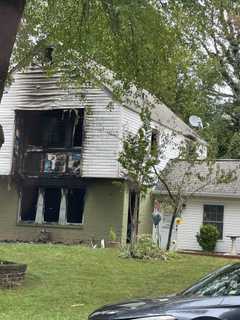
[89,295,224,320]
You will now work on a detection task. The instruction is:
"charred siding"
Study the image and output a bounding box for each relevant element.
[0,67,121,178]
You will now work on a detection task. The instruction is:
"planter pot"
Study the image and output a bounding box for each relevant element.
[0,261,27,288]
[108,241,120,248]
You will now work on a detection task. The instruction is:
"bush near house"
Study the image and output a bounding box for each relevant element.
[120,234,175,260]
[196,224,220,252]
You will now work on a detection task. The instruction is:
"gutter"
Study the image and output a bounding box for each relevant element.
[152,190,240,200]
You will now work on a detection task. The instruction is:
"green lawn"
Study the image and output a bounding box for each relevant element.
[0,243,236,320]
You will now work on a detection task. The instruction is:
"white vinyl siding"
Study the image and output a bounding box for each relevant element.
[121,106,186,170]
[81,89,121,178]
[0,69,122,178]
[177,197,240,253]
[0,66,203,178]
[0,93,15,175]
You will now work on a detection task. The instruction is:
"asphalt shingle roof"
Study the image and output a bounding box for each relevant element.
[154,160,240,198]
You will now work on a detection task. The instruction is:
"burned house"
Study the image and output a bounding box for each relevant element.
[0,66,205,244]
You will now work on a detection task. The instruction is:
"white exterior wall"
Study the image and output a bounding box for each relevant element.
[0,93,15,175]
[0,69,122,178]
[81,90,121,178]
[121,106,188,170]
[177,197,240,254]
[0,67,204,179]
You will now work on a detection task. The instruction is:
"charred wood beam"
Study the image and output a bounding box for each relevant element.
[0,0,26,100]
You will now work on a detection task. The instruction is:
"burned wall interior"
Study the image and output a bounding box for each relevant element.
[14,109,84,177]
[14,108,86,226]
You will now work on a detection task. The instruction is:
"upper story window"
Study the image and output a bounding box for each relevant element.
[203,204,224,239]
[151,128,159,153]
[14,109,84,176]
[16,109,84,149]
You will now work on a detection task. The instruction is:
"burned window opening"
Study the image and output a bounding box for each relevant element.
[15,109,84,177]
[20,186,38,222]
[67,188,86,224]
[16,109,84,149]
[23,153,42,175]
[17,110,67,148]
[44,188,61,223]
[19,186,86,225]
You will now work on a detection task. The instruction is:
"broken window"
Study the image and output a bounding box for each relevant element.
[44,188,61,223]
[19,186,86,225]
[16,109,84,149]
[67,188,86,224]
[15,109,84,176]
[20,186,38,222]
[17,110,66,148]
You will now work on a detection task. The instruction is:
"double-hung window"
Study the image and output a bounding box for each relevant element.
[203,204,224,239]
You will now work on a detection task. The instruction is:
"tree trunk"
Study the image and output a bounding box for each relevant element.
[166,208,178,251]
[0,0,26,100]
[130,191,140,248]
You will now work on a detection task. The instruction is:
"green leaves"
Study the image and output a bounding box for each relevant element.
[13,1,202,116]
[12,0,240,158]
[118,105,159,194]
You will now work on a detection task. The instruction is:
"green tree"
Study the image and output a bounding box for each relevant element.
[160,1,240,158]
[12,1,209,122]
[118,104,159,246]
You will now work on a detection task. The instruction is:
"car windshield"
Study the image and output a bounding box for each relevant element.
[182,264,240,297]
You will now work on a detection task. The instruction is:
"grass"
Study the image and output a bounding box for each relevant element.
[0,243,236,320]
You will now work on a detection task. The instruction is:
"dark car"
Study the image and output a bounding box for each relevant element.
[89,263,240,320]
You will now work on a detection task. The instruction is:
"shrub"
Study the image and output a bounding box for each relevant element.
[120,234,175,261]
[109,228,117,242]
[196,224,220,252]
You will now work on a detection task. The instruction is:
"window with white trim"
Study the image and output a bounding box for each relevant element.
[203,204,224,239]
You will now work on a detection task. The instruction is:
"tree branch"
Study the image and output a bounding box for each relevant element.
[0,0,26,100]
[153,165,176,204]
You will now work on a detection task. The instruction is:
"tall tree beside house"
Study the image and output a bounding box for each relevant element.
[160,1,240,158]
[11,0,209,127]
[5,0,240,160]
[118,105,159,246]
[6,0,239,158]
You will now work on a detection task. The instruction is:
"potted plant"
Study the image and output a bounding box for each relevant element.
[108,228,120,248]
